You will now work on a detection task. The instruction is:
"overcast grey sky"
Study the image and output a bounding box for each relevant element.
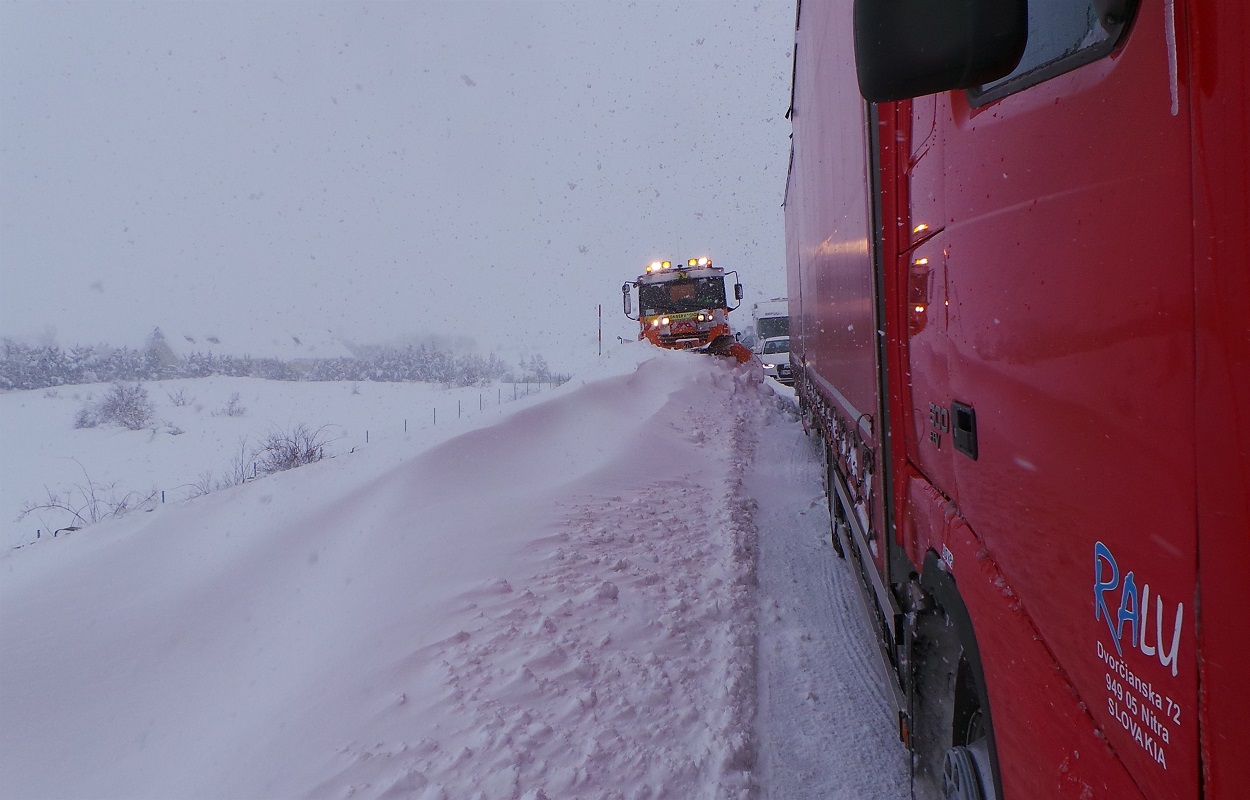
[1,1,794,364]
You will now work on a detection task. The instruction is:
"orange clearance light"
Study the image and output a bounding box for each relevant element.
[914,305,926,313]
[913,223,930,235]
[661,261,671,269]
[914,257,929,266]
[688,258,698,267]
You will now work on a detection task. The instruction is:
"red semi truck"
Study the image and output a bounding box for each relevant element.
[785,1,1247,798]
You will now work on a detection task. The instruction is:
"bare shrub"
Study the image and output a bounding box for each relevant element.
[74,383,154,430]
[183,471,217,499]
[73,405,95,429]
[254,424,335,475]
[220,437,257,486]
[190,428,334,500]
[166,388,194,407]
[19,459,159,529]
[214,392,246,417]
[148,420,185,438]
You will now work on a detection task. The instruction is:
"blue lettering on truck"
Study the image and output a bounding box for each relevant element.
[1093,541,1183,677]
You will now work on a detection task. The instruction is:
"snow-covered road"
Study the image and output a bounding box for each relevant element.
[748,391,909,798]
[1,349,908,798]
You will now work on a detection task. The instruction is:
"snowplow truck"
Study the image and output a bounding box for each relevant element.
[622,257,750,361]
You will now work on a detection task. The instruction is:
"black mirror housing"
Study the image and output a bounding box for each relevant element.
[853,0,1027,102]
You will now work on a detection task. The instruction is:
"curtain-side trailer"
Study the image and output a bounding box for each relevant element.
[785,1,1248,798]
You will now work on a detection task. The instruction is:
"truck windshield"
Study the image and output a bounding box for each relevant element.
[757,317,789,339]
[639,277,727,315]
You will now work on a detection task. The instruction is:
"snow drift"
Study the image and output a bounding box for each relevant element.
[1,348,907,799]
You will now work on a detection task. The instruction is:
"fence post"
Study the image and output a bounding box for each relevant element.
[458,400,462,418]
[404,418,408,433]
[366,430,369,444]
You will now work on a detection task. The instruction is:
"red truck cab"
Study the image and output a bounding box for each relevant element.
[786,1,1248,797]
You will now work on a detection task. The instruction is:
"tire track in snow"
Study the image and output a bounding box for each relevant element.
[746,392,909,799]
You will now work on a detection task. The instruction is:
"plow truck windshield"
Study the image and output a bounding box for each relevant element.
[639,278,727,316]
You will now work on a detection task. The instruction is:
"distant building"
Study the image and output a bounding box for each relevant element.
[145,326,356,365]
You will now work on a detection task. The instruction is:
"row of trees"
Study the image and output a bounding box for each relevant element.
[0,339,562,391]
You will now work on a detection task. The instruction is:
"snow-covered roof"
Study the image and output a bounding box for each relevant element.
[147,325,355,361]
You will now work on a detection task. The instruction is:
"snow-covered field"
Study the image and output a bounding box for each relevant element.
[1,374,564,551]
[0,348,908,799]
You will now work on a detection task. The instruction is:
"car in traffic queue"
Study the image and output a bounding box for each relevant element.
[755,336,792,385]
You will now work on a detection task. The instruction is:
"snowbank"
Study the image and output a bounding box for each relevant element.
[1,349,907,798]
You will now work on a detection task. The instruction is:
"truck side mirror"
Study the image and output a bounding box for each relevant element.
[735,283,744,301]
[622,283,633,318]
[853,0,1027,102]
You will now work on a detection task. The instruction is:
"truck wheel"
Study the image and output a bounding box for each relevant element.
[943,738,996,800]
[826,446,847,559]
[943,658,996,799]
[914,557,1001,800]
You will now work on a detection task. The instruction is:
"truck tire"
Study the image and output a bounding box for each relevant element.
[912,554,1001,800]
[826,445,847,559]
[943,738,996,800]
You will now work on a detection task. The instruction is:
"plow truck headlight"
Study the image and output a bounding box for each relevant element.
[661,317,671,326]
